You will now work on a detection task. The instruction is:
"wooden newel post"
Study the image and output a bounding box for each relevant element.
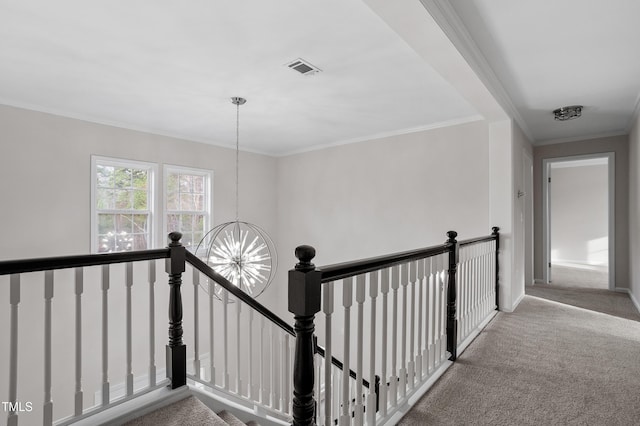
[492,227,500,310]
[166,232,187,389]
[445,230,459,361]
[289,245,322,426]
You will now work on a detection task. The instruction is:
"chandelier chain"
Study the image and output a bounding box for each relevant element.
[235,100,240,223]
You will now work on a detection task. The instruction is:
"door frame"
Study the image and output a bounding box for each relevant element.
[542,152,615,289]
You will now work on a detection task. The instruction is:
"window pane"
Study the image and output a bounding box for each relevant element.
[193,176,204,193]
[132,170,148,189]
[180,175,192,193]
[132,233,148,250]
[114,189,132,209]
[181,232,194,248]
[193,215,205,234]
[180,193,194,211]
[194,194,204,211]
[97,189,114,209]
[97,165,114,187]
[181,214,193,232]
[133,214,148,234]
[166,173,179,210]
[133,189,148,210]
[167,214,180,233]
[98,214,116,235]
[114,168,132,188]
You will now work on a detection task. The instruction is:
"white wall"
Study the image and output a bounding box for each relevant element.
[275,120,493,319]
[550,164,608,265]
[509,122,533,308]
[629,113,640,310]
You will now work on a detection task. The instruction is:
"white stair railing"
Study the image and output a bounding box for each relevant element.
[289,228,501,425]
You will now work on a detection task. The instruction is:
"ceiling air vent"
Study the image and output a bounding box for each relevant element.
[286,58,321,76]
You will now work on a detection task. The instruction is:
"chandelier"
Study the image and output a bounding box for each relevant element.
[196,97,277,298]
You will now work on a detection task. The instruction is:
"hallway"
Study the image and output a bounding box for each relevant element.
[399,296,640,425]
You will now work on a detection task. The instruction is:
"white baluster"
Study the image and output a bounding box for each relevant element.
[223,289,230,390]
[340,277,353,426]
[333,367,341,425]
[399,263,408,398]
[408,261,417,389]
[433,256,441,367]
[236,301,242,395]
[284,333,291,415]
[283,333,290,414]
[271,323,278,409]
[44,271,54,425]
[367,270,379,426]
[74,269,84,416]
[125,263,133,396]
[424,258,433,374]
[260,316,268,404]
[458,247,469,341]
[209,279,216,385]
[440,254,447,363]
[101,265,110,405]
[416,259,424,382]
[149,260,156,387]
[316,352,322,420]
[355,274,365,424]
[389,265,399,407]
[380,268,390,417]
[323,281,334,426]
[193,269,201,379]
[8,275,20,426]
[249,309,255,399]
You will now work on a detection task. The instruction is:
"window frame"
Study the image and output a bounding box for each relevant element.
[91,155,158,254]
[163,164,213,251]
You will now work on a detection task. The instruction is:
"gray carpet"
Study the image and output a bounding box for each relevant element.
[550,264,608,289]
[124,395,227,426]
[399,296,640,425]
[526,284,640,322]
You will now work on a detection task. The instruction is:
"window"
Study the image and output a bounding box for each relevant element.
[91,157,157,253]
[164,165,212,250]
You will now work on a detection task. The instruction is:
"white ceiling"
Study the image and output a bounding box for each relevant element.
[2,1,639,155]
[447,0,640,144]
[0,0,479,156]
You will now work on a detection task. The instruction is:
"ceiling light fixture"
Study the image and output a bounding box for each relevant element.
[196,97,277,299]
[553,105,583,121]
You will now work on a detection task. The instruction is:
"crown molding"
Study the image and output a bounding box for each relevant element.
[419,0,535,143]
[0,99,274,156]
[534,130,628,147]
[276,114,484,157]
[625,91,640,134]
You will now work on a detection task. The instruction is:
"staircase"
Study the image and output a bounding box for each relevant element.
[124,395,260,426]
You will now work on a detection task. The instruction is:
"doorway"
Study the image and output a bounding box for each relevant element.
[542,153,614,290]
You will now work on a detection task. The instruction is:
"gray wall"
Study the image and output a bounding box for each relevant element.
[629,114,640,308]
[0,105,279,420]
[275,120,493,318]
[533,135,629,288]
[550,164,608,265]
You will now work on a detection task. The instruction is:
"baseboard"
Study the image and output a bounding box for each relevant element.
[457,310,498,356]
[629,290,640,314]
[513,291,526,309]
[613,287,640,313]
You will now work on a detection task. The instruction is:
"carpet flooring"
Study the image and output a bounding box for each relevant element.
[549,264,608,289]
[399,296,640,425]
[526,284,640,322]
